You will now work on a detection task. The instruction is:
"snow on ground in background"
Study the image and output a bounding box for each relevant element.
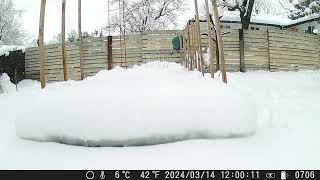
[0,63,320,169]
[14,62,256,147]
[0,45,26,56]
[0,74,16,94]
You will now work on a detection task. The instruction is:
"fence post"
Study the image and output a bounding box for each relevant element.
[267,29,271,72]
[239,29,245,72]
[78,0,85,80]
[205,0,215,79]
[212,0,227,84]
[194,0,204,76]
[179,32,184,66]
[38,0,47,89]
[61,0,68,81]
[107,36,113,70]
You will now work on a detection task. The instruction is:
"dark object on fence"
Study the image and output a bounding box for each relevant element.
[0,50,25,84]
[172,36,182,51]
[107,36,113,70]
[0,55,4,75]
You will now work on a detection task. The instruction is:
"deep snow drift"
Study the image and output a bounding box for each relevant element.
[13,62,257,146]
[1,63,320,169]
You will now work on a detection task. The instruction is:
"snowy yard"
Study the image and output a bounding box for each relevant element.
[0,62,320,169]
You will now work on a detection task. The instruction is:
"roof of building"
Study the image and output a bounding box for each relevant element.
[195,12,320,28]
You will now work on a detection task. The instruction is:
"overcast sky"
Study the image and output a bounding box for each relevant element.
[13,0,195,43]
[13,0,286,44]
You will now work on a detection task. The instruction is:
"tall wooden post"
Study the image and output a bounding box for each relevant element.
[78,0,85,80]
[61,0,68,81]
[194,16,200,71]
[191,24,196,70]
[179,32,184,66]
[212,0,227,84]
[205,0,215,79]
[38,0,46,89]
[107,36,113,70]
[239,29,245,72]
[187,25,192,70]
[194,0,204,76]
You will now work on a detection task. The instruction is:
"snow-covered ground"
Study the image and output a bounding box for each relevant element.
[0,62,320,169]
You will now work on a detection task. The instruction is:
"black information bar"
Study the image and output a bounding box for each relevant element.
[0,170,319,180]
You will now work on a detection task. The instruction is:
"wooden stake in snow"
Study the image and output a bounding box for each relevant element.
[61,0,68,81]
[38,0,46,89]
[78,0,85,80]
[187,26,192,70]
[212,0,227,84]
[194,0,205,76]
[205,0,215,79]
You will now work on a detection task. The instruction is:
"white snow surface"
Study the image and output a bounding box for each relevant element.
[0,45,26,56]
[0,62,320,169]
[0,74,16,94]
[14,62,256,147]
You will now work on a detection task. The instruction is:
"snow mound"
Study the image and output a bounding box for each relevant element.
[0,73,16,94]
[15,62,257,147]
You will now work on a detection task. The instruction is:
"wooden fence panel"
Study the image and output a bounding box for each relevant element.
[25,31,182,81]
[269,30,320,71]
[244,30,269,71]
[142,31,181,63]
[112,34,143,67]
[222,29,240,71]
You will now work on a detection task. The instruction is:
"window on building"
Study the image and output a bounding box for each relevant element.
[256,27,260,30]
[251,27,255,30]
[306,26,315,34]
[220,25,223,28]
[225,26,231,29]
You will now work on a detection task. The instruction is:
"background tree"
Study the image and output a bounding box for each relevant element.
[0,0,25,46]
[253,0,284,15]
[220,0,255,30]
[108,0,185,34]
[288,0,320,19]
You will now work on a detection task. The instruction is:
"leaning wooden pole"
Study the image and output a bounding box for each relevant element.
[205,0,215,79]
[194,0,205,76]
[187,25,192,70]
[38,0,46,89]
[212,0,227,84]
[78,0,84,80]
[61,0,68,81]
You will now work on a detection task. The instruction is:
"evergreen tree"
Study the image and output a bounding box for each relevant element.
[289,0,320,19]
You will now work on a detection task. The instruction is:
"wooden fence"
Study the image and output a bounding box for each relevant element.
[25,30,181,82]
[183,27,320,72]
[24,29,320,82]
